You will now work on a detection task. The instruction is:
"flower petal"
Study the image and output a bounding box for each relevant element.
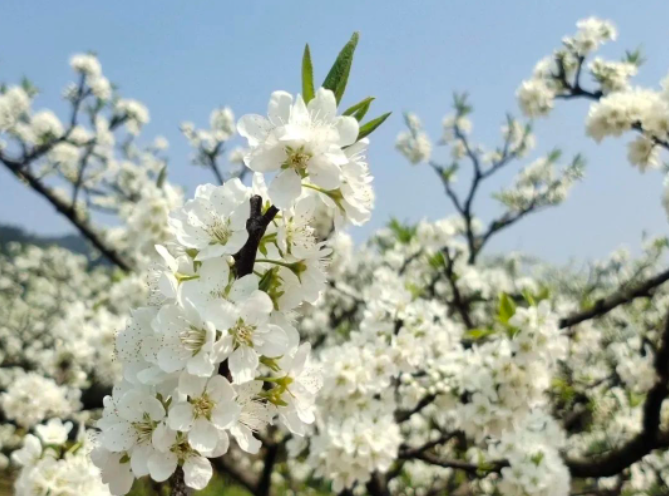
[211,402,241,430]
[229,346,259,384]
[336,116,360,147]
[255,324,289,358]
[269,168,301,209]
[147,451,178,483]
[237,114,271,147]
[168,403,194,431]
[268,91,293,126]
[183,455,213,490]
[188,418,219,452]
[206,375,236,403]
[309,155,341,190]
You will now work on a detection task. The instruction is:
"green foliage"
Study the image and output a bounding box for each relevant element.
[623,46,646,67]
[453,92,472,116]
[551,377,577,405]
[546,148,562,163]
[522,287,550,306]
[497,292,517,325]
[498,292,521,338]
[388,218,416,245]
[357,112,391,141]
[20,77,39,98]
[156,165,168,188]
[343,96,374,121]
[301,44,315,103]
[302,33,390,140]
[428,251,446,270]
[465,327,497,341]
[440,163,459,183]
[322,32,359,104]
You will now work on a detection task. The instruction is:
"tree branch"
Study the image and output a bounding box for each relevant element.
[233,195,279,278]
[565,308,669,477]
[257,442,280,496]
[559,266,669,328]
[413,452,508,474]
[170,466,189,496]
[442,247,475,329]
[395,393,437,423]
[1,155,133,271]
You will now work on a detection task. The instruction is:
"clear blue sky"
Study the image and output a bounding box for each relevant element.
[1,1,668,263]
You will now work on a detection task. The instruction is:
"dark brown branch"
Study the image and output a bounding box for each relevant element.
[170,467,189,496]
[205,142,225,185]
[559,266,669,328]
[477,200,539,256]
[71,142,96,206]
[395,393,437,423]
[257,442,280,496]
[414,452,508,474]
[399,432,459,459]
[430,162,464,215]
[233,195,279,278]
[442,248,475,329]
[553,55,669,151]
[1,155,133,271]
[565,309,669,477]
[366,473,391,496]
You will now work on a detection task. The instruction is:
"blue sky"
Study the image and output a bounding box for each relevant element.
[1,1,668,263]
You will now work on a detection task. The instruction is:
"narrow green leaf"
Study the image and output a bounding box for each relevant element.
[357,112,391,141]
[156,165,167,188]
[302,44,315,103]
[465,328,496,341]
[343,96,374,121]
[522,289,536,306]
[498,292,516,324]
[323,32,359,104]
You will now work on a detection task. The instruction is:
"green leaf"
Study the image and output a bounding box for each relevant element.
[343,96,374,121]
[547,148,562,163]
[623,47,646,67]
[323,32,359,104]
[465,328,496,341]
[428,252,445,270]
[302,44,315,103]
[388,218,416,244]
[156,165,167,188]
[498,292,516,325]
[357,112,391,141]
[440,163,459,182]
[522,289,536,306]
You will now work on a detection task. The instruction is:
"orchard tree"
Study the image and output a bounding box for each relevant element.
[2,18,669,496]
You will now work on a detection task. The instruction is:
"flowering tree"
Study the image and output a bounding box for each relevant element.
[2,18,669,496]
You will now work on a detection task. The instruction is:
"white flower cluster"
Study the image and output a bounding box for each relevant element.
[93,86,374,493]
[1,374,80,429]
[494,153,584,213]
[71,53,112,100]
[396,112,432,165]
[490,411,570,496]
[286,216,577,494]
[517,18,618,118]
[0,54,182,268]
[0,244,147,437]
[181,106,247,178]
[238,89,373,225]
[12,419,111,496]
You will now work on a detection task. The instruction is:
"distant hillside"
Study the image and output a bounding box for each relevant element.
[0,224,91,256]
